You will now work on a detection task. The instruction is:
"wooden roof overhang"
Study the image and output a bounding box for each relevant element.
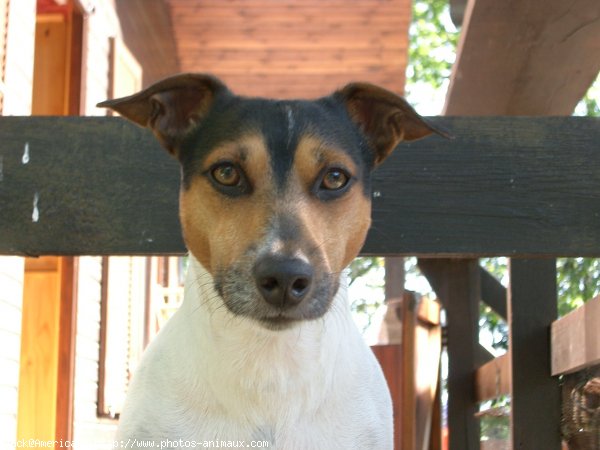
[445,0,600,115]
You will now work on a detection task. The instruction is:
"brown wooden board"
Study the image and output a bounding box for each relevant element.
[0,116,600,256]
[551,294,600,375]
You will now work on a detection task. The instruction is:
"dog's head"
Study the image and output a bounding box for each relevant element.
[99,73,443,329]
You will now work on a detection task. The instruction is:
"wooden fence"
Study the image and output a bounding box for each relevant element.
[1,116,599,449]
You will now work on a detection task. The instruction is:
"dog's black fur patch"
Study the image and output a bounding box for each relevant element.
[178,93,375,194]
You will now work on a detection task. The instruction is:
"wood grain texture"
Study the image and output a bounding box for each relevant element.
[446,0,600,115]
[475,354,510,402]
[114,0,180,88]
[165,0,410,98]
[551,294,600,375]
[17,257,62,442]
[0,116,599,256]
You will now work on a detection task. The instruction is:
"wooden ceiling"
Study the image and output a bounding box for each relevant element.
[166,0,411,98]
[115,0,180,88]
[117,0,411,98]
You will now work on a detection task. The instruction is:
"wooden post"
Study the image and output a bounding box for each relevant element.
[419,259,480,450]
[401,291,417,450]
[379,257,406,344]
[480,267,507,319]
[508,259,561,450]
[385,257,405,300]
[370,344,404,450]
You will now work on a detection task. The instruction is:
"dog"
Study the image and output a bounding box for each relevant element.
[98,73,443,449]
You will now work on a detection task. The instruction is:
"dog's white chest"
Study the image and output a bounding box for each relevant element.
[115,258,392,450]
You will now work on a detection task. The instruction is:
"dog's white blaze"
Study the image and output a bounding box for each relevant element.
[268,238,286,254]
[293,250,310,264]
[285,105,294,148]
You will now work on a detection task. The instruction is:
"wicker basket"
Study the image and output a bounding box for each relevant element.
[562,369,600,450]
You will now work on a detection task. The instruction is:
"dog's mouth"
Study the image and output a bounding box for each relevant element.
[214,264,339,330]
[258,313,300,330]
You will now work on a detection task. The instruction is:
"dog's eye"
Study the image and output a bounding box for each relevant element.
[211,163,241,187]
[320,169,350,191]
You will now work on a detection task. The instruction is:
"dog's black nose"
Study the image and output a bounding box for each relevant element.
[253,256,314,307]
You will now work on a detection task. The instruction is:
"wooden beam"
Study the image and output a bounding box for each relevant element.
[551,295,600,375]
[0,117,600,256]
[480,267,507,320]
[445,0,600,115]
[476,345,494,367]
[475,354,510,402]
[508,259,561,450]
[419,259,480,450]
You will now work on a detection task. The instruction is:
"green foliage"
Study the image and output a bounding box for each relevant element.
[407,0,459,90]
[479,412,510,441]
[348,257,385,333]
[348,257,383,286]
[557,258,600,315]
[478,256,599,353]
[575,73,600,117]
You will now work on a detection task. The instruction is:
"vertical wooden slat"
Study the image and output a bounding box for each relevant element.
[55,256,78,442]
[0,0,9,112]
[371,344,403,450]
[97,256,110,417]
[401,292,417,450]
[508,259,561,450]
[428,375,442,450]
[385,257,405,300]
[17,256,61,442]
[419,258,480,450]
[415,299,442,450]
[66,3,83,115]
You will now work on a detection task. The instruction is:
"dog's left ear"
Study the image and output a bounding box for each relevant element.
[97,73,228,156]
[337,82,450,166]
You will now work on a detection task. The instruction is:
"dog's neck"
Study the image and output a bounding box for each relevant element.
[176,255,356,421]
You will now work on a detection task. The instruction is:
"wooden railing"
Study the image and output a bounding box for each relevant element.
[1,116,599,450]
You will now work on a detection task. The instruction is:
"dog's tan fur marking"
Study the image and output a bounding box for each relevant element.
[180,133,272,272]
[289,135,371,273]
[181,132,371,278]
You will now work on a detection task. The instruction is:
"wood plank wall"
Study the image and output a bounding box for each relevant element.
[167,0,411,98]
[0,1,35,447]
[2,0,35,115]
[0,0,9,110]
[0,257,24,449]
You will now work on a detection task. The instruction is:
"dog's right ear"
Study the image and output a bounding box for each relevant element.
[97,73,228,157]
